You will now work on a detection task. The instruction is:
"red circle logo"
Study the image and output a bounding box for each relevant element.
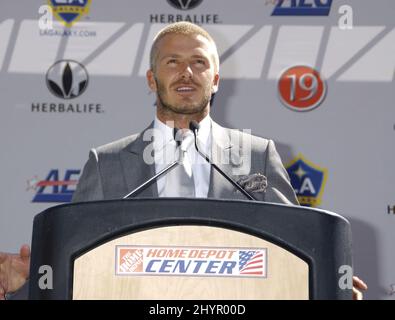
[278,66,326,112]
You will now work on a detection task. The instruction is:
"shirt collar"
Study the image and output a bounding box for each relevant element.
[196,113,211,148]
[153,116,175,152]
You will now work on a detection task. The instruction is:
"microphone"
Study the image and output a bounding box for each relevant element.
[173,128,195,153]
[189,120,256,201]
[173,127,181,147]
[123,127,191,199]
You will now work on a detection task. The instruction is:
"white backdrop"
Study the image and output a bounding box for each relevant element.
[0,0,394,299]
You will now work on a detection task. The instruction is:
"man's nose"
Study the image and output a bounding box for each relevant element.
[180,64,193,79]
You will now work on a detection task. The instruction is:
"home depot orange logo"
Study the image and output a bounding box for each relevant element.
[118,248,144,273]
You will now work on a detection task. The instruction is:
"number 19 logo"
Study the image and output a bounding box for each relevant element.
[278,66,327,112]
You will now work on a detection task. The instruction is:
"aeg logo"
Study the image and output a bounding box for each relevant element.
[271,0,333,16]
[28,169,80,203]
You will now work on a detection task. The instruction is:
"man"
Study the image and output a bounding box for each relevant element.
[71,22,297,204]
[0,22,367,299]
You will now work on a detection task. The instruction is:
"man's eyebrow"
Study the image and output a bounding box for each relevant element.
[160,54,209,61]
[160,54,182,61]
[191,54,209,60]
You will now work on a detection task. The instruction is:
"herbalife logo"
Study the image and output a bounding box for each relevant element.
[167,0,203,10]
[46,60,89,99]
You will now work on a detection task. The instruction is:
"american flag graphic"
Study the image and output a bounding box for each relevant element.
[239,250,265,275]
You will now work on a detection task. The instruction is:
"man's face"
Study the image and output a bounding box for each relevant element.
[147,33,219,115]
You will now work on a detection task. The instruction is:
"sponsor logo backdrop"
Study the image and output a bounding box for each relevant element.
[0,0,394,299]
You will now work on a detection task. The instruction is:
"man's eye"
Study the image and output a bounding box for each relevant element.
[195,59,206,65]
[167,59,177,64]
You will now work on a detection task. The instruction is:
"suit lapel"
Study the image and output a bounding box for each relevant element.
[119,120,251,200]
[120,122,158,198]
[208,121,246,200]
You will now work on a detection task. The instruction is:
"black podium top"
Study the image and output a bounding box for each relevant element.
[29,198,352,299]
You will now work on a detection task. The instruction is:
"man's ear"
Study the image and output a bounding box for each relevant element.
[211,73,220,94]
[146,69,157,92]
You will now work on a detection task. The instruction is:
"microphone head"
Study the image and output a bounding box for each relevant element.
[173,127,182,147]
[173,127,194,150]
[180,130,195,152]
[189,120,200,133]
[173,127,179,139]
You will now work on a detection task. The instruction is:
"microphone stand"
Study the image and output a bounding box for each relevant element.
[123,160,179,199]
[123,128,189,199]
[189,121,256,201]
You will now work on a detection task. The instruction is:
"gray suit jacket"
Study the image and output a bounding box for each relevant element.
[8,120,298,300]
[72,120,298,205]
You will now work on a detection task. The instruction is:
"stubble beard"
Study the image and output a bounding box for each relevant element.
[155,77,212,116]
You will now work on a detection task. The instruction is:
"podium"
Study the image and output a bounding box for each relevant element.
[28,198,353,300]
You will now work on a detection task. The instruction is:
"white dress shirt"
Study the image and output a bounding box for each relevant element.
[153,115,212,198]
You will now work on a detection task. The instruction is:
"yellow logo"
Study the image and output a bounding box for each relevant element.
[48,0,92,27]
[285,154,328,207]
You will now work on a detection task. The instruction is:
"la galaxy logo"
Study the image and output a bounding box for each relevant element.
[27,169,80,203]
[271,0,333,16]
[48,0,91,27]
[285,154,327,207]
[116,246,267,278]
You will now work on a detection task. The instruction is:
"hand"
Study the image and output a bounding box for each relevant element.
[0,245,31,300]
[353,276,368,300]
